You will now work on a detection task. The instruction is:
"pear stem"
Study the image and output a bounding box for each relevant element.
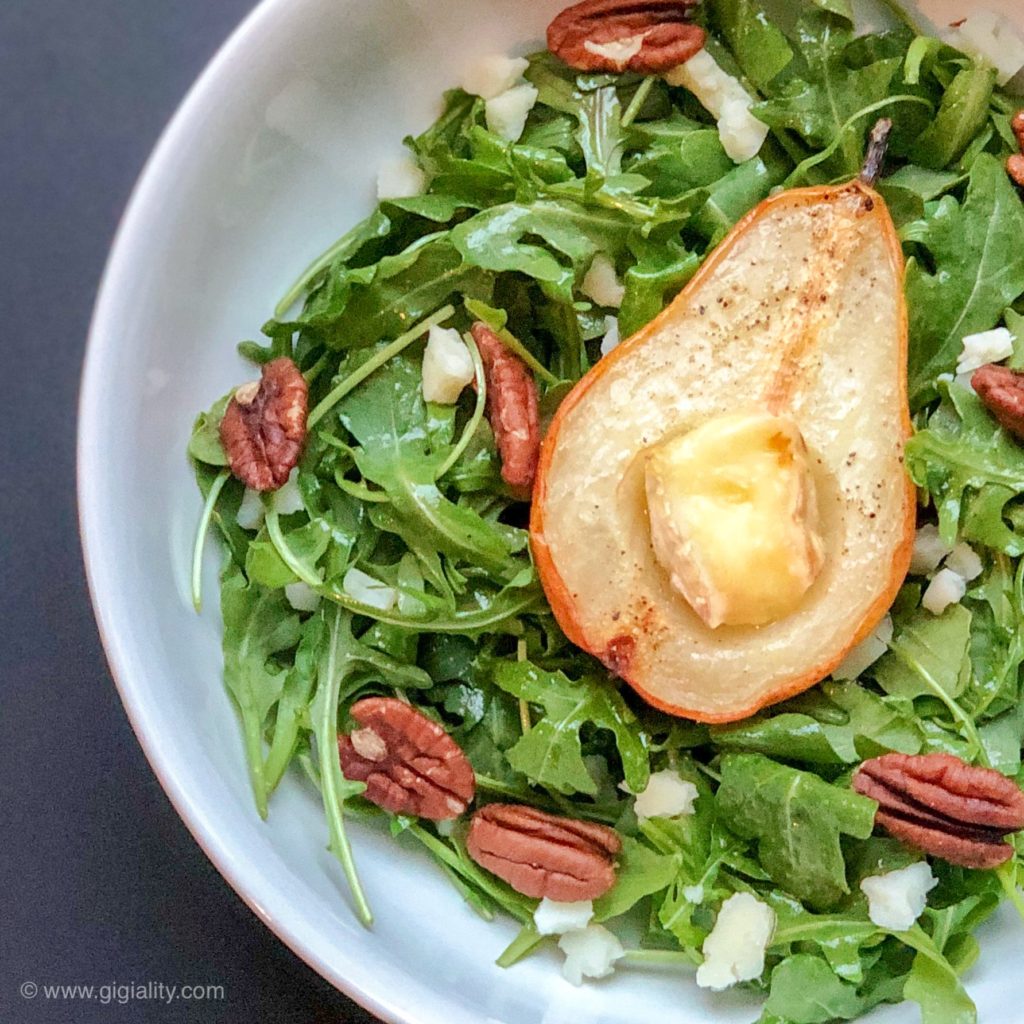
[859,118,893,187]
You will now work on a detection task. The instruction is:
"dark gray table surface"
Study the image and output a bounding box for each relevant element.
[0,3,377,1021]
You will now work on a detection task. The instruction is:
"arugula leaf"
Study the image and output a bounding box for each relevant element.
[711,711,857,765]
[823,681,924,759]
[593,836,680,921]
[753,13,899,176]
[761,954,865,1023]
[768,891,884,984]
[716,753,877,909]
[908,64,996,169]
[906,156,1024,405]
[245,518,331,588]
[874,604,972,703]
[305,236,493,348]
[965,557,1024,722]
[576,85,624,178]
[188,394,229,466]
[451,199,633,298]
[619,239,700,337]
[908,381,1024,547]
[707,0,794,90]
[338,352,523,577]
[902,926,978,1024]
[493,661,650,796]
[220,564,302,817]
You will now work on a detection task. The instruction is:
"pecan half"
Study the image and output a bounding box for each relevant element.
[548,0,705,74]
[219,357,308,491]
[972,363,1024,440]
[1012,110,1024,149]
[471,323,541,495]
[466,803,621,900]
[1008,111,1024,186]
[1008,154,1024,188]
[853,753,1024,869]
[338,698,475,821]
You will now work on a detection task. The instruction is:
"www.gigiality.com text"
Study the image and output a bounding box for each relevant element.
[18,980,226,1005]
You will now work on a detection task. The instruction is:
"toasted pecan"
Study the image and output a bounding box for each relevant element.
[339,698,475,821]
[853,753,1024,869]
[466,803,621,900]
[547,0,705,74]
[219,357,307,491]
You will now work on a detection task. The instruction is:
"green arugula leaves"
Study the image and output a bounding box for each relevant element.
[716,754,878,908]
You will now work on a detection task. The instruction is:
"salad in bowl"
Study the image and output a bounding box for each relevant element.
[185,1,1024,1020]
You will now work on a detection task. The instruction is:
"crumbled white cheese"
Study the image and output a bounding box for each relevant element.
[860,862,938,932]
[665,50,768,163]
[956,327,1016,375]
[485,83,538,142]
[832,614,893,681]
[273,467,305,514]
[376,156,427,200]
[633,770,699,821]
[683,884,705,904]
[922,567,967,615]
[696,893,775,991]
[581,254,625,308]
[600,316,621,358]
[947,11,1024,86]
[342,567,398,611]
[533,898,594,936]
[422,325,475,404]
[558,925,625,985]
[716,96,769,165]
[285,581,321,612]
[910,523,954,576]
[434,818,455,837]
[461,54,530,100]
[583,33,648,69]
[236,488,266,531]
[945,542,983,582]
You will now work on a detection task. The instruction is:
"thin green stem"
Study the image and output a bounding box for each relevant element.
[622,949,694,966]
[407,825,533,923]
[496,925,545,968]
[265,509,323,587]
[318,608,373,927]
[436,332,486,480]
[621,77,656,129]
[321,585,538,633]
[474,774,529,799]
[276,224,373,317]
[307,304,455,427]
[516,637,532,734]
[336,478,390,503]
[191,469,230,612]
[302,352,330,386]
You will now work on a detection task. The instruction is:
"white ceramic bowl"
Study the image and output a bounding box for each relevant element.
[80,1,1023,1022]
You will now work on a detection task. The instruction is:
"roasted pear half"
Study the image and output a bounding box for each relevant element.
[532,149,915,723]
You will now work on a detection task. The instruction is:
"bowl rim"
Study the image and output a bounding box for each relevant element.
[77,1,403,1020]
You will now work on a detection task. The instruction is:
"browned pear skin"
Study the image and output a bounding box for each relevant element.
[531,179,915,723]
